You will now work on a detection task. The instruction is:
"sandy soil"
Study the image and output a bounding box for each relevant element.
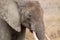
[25,29,34,40]
[25,0,60,40]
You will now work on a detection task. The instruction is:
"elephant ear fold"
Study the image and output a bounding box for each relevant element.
[7,2,21,32]
[1,1,21,32]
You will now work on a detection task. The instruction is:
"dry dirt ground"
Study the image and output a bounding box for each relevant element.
[25,0,60,40]
[25,29,34,40]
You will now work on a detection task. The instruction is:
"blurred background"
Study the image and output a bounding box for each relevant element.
[25,0,60,40]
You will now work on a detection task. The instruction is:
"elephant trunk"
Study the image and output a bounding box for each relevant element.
[31,19,45,40]
[35,21,45,40]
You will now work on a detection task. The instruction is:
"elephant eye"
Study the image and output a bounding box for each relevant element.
[28,13,32,17]
[26,13,32,19]
[25,13,32,21]
[27,18,31,21]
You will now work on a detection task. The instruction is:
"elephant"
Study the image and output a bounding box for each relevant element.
[0,0,45,40]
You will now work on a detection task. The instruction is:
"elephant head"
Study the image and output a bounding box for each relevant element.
[18,1,45,40]
[0,0,45,40]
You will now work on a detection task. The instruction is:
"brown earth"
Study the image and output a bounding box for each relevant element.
[25,29,34,40]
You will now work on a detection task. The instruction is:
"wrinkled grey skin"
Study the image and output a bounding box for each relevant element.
[0,0,45,40]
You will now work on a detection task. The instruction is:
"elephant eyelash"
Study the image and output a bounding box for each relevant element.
[27,18,31,21]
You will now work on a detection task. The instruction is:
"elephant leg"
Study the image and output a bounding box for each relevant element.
[16,25,26,40]
[0,18,11,40]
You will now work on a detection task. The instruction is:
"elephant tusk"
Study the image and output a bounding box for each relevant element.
[33,32,39,40]
[33,31,50,40]
[45,34,51,40]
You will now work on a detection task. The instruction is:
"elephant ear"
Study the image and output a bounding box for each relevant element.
[0,1,21,32]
